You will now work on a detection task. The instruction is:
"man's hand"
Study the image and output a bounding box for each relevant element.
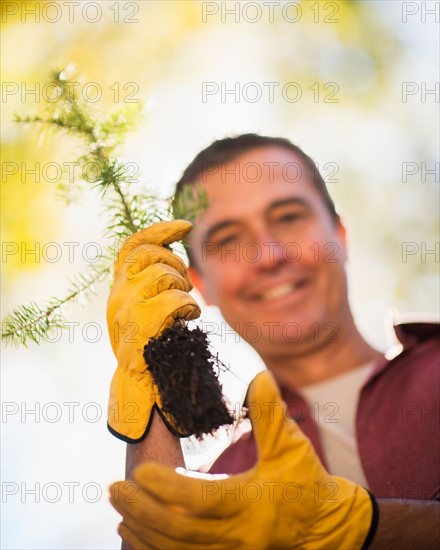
[107,220,201,443]
[110,370,377,549]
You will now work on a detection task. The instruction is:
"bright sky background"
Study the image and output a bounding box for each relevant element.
[1,1,439,548]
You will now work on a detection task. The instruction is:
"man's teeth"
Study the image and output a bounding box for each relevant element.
[259,283,297,300]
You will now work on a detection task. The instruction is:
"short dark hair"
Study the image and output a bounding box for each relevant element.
[173,133,338,266]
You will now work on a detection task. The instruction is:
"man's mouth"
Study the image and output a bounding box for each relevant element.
[252,279,309,302]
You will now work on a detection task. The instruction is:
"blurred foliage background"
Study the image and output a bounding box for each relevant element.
[1,1,439,548]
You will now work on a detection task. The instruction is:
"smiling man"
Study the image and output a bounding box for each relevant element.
[109,134,439,549]
[184,140,380,387]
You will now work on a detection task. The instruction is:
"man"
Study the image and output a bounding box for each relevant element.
[107,135,439,549]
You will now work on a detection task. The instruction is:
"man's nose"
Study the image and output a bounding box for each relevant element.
[251,231,286,271]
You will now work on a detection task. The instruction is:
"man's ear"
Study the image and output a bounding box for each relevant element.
[188,266,212,306]
[336,217,348,260]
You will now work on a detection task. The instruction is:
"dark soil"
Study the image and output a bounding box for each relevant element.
[143,324,235,439]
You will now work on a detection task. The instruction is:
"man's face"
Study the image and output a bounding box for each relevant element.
[188,145,349,358]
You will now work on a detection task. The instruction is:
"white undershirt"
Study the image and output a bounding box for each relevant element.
[299,362,375,488]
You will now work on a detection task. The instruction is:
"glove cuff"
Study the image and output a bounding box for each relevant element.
[107,365,156,442]
[107,403,193,444]
[107,413,155,444]
[361,490,379,550]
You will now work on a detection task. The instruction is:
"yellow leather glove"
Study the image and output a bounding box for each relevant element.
[107,220,201,443]
[110,370,378,549]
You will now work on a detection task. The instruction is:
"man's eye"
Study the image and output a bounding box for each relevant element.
[277,213,301,223]
[217,235,239,246]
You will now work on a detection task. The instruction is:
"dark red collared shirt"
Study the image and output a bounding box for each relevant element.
[210,322,440,500]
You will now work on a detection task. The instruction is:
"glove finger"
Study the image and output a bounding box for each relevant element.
[118,515,240,550]
[248,371,315,464]
[121,512,228,549]
[118,522,153,550]
[146,290,201,337]
[119,519,236,550]
[111,479,224,543]
[109,290,200,347]
[117,220,192,266]
[139,264,191,299]
[133,463,239,519]
[140,219,193,246]
[117,244,190,281]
